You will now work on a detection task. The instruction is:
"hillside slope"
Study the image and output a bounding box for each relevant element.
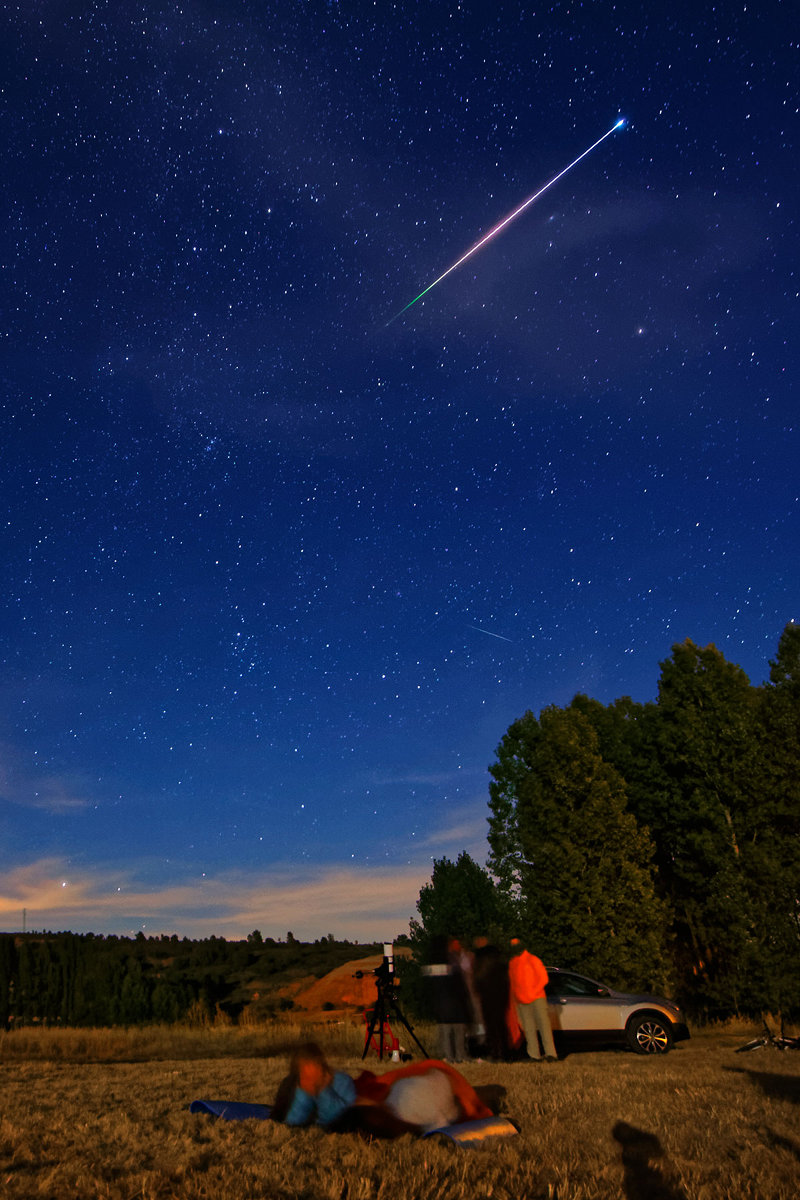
[290,949,412,1019]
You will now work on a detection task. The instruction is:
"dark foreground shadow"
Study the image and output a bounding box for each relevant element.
[760,1126,800,1162]
[723,1066,800,1105]
[612,1122,689,1200]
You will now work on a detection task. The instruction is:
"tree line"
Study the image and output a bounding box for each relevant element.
[410,624,800,1020]
[0,930,377,1028]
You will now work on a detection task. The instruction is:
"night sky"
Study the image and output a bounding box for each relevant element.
[2,1,796,940]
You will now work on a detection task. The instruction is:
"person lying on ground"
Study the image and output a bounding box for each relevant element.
[270,1042,356,1129]
[269,1041,500,1137]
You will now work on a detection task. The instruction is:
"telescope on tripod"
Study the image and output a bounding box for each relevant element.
[355,942,429,1061]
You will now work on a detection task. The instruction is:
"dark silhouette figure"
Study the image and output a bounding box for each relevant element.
[612,1122,689,1200]
[472,936,510,1060]
[422,935,472,1062]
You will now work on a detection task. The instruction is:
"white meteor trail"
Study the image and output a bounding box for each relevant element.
[468,625,514,643]
[387,118,626,325]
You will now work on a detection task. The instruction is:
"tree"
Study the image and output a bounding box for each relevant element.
[117,956,151,1025]
[641,641,762,1011]
[746,622,800,1011]
[151,980,181,1023]
[768,621,800,690]
[572,637,800,1015]
[0,935,17,1028]
[411,852,507,958]
[510,706,669,990]
[404,852,507,1021]
[487,709,541,908]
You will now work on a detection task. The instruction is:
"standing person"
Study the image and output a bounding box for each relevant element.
[473,935,510,1060]
[449,937,484,1051]
[508,937,558,1062]
[421,934,471,1062]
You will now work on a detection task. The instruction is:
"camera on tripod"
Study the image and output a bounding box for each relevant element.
[354,942,428,1061]
[354,942,396,996]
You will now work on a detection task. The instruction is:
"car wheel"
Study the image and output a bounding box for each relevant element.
[626,1013,673,1054]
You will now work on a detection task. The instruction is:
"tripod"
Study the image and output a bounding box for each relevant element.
[362,975,429,1061]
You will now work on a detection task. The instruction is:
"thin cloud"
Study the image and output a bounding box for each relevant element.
[0,801,493,940]
[0,757,90,814]
[0,858,433,942]
[418,804,489,858]
[372,768,465,787]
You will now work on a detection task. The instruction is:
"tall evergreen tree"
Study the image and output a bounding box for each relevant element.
[490,705,669,990]
[747,622,800,1011]
[641,640,761,1011]
[487,709,541,909]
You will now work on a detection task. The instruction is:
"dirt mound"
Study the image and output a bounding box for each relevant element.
[292,950,411,1017]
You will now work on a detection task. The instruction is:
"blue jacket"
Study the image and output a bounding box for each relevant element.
[283,1071,356,1127]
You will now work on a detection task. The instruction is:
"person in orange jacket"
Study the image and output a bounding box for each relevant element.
[508,937,558,1061]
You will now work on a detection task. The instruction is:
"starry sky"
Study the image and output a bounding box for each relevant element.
[1,1,796,941]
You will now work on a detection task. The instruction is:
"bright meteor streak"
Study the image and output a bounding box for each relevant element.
[387,117,626,325]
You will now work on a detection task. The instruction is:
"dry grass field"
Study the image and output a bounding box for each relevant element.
[1,1024,799,1199]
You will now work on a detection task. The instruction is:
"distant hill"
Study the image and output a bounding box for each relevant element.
[0,931,400,1027]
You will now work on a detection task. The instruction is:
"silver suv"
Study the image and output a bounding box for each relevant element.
[545,967,690,1054]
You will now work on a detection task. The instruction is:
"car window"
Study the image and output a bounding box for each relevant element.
[546,972,608,998]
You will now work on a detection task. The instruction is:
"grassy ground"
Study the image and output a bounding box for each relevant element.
[1,1026,799,1199]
